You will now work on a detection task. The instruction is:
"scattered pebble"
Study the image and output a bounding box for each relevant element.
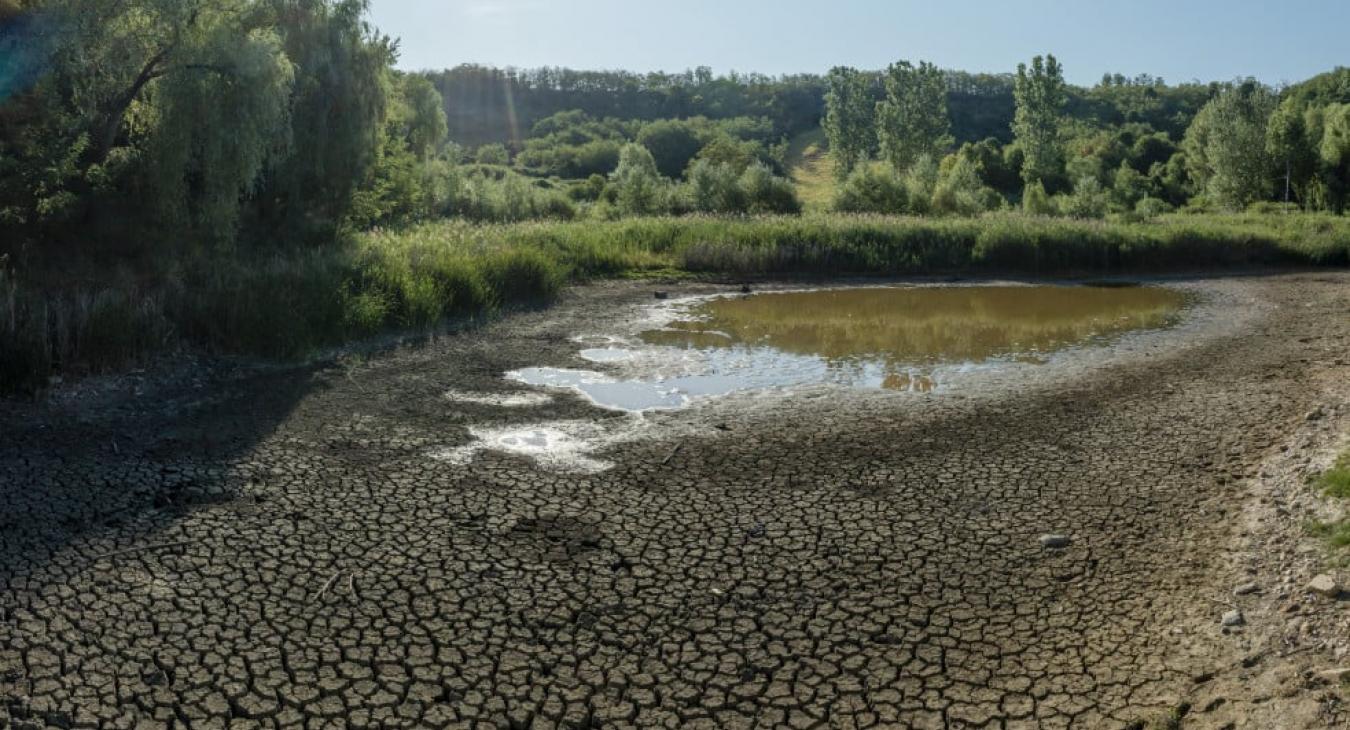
[1307,574,1341,597]
[1233,582,1259,596]
[1221,610,1245,627]
[1039,534,1072,549]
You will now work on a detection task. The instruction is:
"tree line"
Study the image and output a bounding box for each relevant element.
[4,0,1350,267]
[823,56,1350,216]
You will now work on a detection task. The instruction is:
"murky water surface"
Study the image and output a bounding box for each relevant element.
[511,285,1185,412]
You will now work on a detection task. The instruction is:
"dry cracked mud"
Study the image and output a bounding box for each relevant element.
[2,273,1349,729]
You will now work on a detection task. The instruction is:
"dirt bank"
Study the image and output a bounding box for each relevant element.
[2,273,1347,728]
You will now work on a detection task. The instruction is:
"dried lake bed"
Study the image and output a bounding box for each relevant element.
[2,274,1348,728]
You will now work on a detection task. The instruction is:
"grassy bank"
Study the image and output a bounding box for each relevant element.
[3,212,1349,393]
[1310,449,1350,553]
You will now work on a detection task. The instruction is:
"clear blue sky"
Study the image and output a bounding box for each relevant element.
[368,0,1349,86]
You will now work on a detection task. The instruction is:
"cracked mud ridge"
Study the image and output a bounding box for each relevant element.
[2,274,1349,729]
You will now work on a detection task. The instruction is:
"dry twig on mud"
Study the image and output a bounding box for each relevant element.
[312,571,342,603]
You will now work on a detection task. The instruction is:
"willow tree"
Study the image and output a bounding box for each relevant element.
[823,66,875,180]
[138,27,295,241]
[400,75,449,162]
[875,61,952,172]
[1,0,295,239]
[258,0,396,237]
[43,0,290,166]
[1012,55,1066,185]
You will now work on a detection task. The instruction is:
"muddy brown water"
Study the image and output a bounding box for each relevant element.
[514,284,1186,410]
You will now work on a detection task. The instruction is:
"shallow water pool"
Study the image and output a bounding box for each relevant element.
[510,284,1185,412]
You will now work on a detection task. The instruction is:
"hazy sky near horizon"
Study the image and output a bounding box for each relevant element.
[368,0,1349,86]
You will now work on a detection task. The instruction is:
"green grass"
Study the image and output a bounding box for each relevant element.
[1310,448,1350,555]
[783,129,836,213]
[1308,519,1350,553]
[1318,450,1350,499]
[3,211,1349,394]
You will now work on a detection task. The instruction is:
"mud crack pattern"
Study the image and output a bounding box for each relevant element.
[2,275,1347,728]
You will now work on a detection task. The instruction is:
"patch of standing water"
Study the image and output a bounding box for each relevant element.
[579,348,634,363]
[511,285,1186,413]
[430,422,625,473]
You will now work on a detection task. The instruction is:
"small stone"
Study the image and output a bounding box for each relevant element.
[1039,534,1071,549]
[1307,574,1341,597]
[1233,583,1259,596]
[1305,406,1325,421]
[1221,610,1245,627]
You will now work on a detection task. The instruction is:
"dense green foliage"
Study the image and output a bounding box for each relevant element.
[1013,55,1068,187]
[1184,83,1278,210]
[876,61,953,173]
[0,0,453,250]
[818,57,1350,217]
[823,67,876,180]
[3,1,1350,393]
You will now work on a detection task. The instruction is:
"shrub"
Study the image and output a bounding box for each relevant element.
[1135,197,1174,218]
[1111,162,1153,212]
[738,163,801,215]
[931,156,994,216]
[695,134,761,173]
[688,159,747,213]
[447,171,577,223]
[834,164,908,214]
[612,144,664,215]
[1061,176,1109,219]
[474,143,510,165]
[902,155,940,215]
[637,119,706,178]
[1022,181,1056,216]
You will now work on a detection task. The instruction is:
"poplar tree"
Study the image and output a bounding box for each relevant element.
[1012,54,1067,185]
[823,66,875,180]
[876,60,952,172]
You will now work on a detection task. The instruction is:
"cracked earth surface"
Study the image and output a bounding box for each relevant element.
[2,273,1348,729]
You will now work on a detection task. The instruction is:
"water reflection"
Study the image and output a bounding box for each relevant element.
[642,285,1184,368]
[511,285,1184,411]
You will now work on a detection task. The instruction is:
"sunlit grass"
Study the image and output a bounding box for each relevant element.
[1318,450,1350,499]
[784,129,836,213]
[1307,448,1350,556]
[3,211,1348,393]
[1308,519,1350,549]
